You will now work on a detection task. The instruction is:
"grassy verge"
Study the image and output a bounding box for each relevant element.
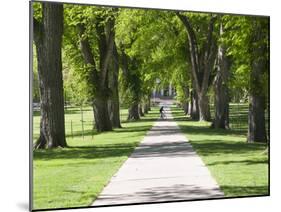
[172,106,269,197]
[33,106,141,140]
[33,107,159,210]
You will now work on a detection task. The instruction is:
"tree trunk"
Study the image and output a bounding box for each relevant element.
[212,22,230,129]
[187,88,192,115]
[33,3,67,149]
[93,96,112,132]
[77,16,115,132]
[187,101,192,115]
[190,90,199,120]
[247,95,266,142]
[147,97,151,111]
[198,92,211,121]
[108,98,121,128]
[128,103,140,120]
[143,95,151,113]
[213,76,229,128]
[120,46,142,121]
[108,43,121,128]
[247,19,268,143]
[144,103,149,114]
[138,104,144,117]
[183,86,189,115]
[183,103,189,115]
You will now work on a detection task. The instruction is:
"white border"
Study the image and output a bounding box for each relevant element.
[34,0,272,16]
[0,0,279,212]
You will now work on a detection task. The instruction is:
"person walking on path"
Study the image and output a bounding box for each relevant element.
[160,106,166,119]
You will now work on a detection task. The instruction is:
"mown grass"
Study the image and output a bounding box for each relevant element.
[172,106,269,197]
[32,103,269,209]
[32,107,159,210]
[33,106,139,140]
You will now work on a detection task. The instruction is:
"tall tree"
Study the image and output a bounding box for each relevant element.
[189,88,199,120]
[115,9,147,121]
[223,15,269,142]
[64,6,121,130]
[108,42,122,128]
[172,64,191,116]
[177,13,217,121]
[77,15,114,132]
[33,2,67,149]
[247,18,269,143]
[120,46,141,120]
[212,21,230,129]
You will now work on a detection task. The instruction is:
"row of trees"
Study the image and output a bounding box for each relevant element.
[33,2,269,149]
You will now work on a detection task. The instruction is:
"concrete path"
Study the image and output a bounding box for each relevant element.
[93,106,224,206]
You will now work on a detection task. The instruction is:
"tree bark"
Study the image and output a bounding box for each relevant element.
[187,88,192,115]
[93,96,112,132]
[247,19,268,143]
[128,103,140,120]
[187,101,192,115]
[147,97,151,111]
[197,92,211,121]
[183,86,189,115]
[108,43,121,128]
[108,99,121,128]
[183,103,189,115]
[190,90,199,120]
[212,74,230,128]
[33,3,67,149]
[138,104,145,116]
[247,95,266,142]
[212,22,230,129]
[143,95,151,114]
[144,102,149,114]
[120,46,142,121]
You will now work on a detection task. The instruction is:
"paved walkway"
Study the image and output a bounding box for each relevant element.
[93,106,224,206]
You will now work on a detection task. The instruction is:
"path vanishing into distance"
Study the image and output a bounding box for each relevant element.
[93,101,224,206]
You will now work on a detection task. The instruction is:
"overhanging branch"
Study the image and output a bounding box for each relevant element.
[202,15,217,93]
[100,18,115,88]
[176,12,200,92]
[77,23,99,84]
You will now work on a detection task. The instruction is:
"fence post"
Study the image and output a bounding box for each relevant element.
[237,102,240,131]
[81,104,84,139]
[92,120,95,140]
[64,90,67,111]
[71,120,73,139]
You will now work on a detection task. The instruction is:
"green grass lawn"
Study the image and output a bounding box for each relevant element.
[33,106,159,210]
[33,103,269,210]
[172,106,269,197]
[33,106,139,140]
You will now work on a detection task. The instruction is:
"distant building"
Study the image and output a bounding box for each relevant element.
[152,82,176,99]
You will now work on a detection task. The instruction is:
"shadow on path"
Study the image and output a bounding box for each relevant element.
[96,184,223,204]
[132,142,196,158]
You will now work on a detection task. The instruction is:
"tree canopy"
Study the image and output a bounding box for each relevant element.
[33,2,269,147]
